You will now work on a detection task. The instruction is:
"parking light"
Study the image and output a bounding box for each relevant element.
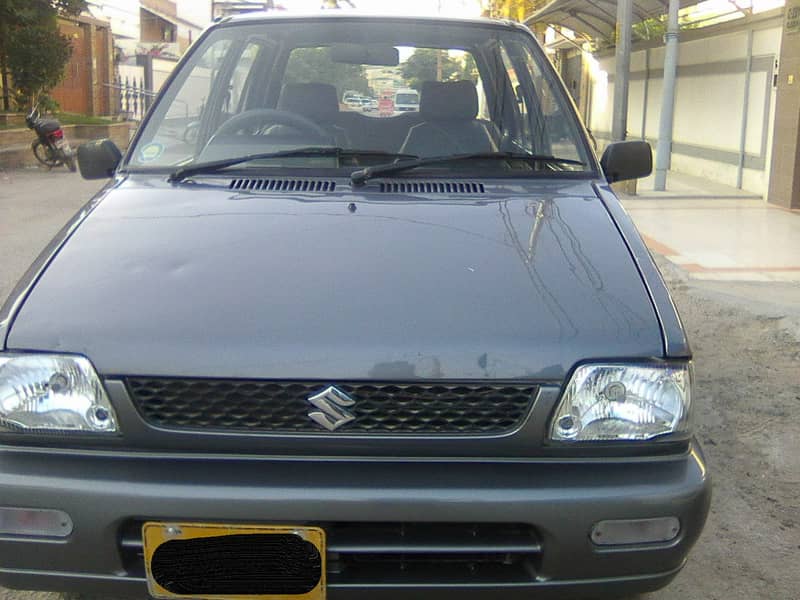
[0,507,73,538]
[591,517,681,546]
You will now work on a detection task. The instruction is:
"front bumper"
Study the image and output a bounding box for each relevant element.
[0,443,710,599]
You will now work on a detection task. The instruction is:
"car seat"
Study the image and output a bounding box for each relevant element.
[399,81,498,157]
[277,83,350,147]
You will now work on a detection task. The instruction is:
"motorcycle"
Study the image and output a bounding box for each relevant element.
[25,106,76,172]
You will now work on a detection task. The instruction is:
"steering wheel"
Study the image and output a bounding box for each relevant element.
[207,108,333,144]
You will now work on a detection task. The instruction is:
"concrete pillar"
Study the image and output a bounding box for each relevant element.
[767,1,800,209]
[654,0,680,191]
[612,0,633,141]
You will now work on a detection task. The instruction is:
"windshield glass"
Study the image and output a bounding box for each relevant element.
[396,93,418,105]
[127,18,593,175]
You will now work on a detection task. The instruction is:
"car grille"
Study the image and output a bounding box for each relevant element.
[125,379,537,435]
[119,521,542,585]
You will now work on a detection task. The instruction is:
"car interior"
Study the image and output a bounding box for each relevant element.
[133,20,588,171]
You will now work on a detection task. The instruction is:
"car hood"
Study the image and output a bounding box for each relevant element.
[6,176,662,380]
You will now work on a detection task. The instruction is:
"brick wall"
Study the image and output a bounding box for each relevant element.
[50,15,114,116]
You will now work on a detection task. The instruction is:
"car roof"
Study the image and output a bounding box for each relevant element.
[214,11,527,33]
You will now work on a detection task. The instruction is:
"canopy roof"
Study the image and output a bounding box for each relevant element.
[527,0,697,40]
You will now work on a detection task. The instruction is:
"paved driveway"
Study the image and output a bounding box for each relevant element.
[0,168,106,303]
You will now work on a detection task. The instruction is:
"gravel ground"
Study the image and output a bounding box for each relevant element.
[640,258,800,600]
[1,169,799,599]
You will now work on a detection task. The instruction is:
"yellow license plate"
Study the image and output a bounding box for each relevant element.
[142,522,326,600]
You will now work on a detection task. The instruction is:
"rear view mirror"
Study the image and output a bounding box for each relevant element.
[77,139,122,180]
[600,141,652,183]
[329,44,399,66]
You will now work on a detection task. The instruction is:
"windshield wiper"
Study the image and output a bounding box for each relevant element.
[350,152,585,185]
[168,147,418,182]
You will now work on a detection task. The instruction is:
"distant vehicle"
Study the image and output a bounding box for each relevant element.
[394,87,419,112]
[378,89,395,116]
[343,94,369,110]
[342,90,360,104]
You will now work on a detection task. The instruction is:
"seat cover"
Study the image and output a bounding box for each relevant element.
[400,81,497,157]
[277,83,350,146]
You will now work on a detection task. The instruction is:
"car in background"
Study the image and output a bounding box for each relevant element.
[360,97,377,112]
[0,12,710,600]
[342,90,360,105]
[394,86,420,112]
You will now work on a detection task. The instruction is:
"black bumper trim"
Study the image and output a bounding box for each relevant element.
[0,563,685,599]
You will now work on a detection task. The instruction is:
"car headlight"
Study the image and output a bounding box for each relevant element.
[0,353,118,433]
[550,363,691,442]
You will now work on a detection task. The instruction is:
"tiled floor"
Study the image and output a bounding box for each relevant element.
[620,173,800,282]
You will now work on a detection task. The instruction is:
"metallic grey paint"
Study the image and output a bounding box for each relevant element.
[6,177,662,381]
[0,442,710,598]
[0,14,708,598]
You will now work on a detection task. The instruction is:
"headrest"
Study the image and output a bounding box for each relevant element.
[278,83,340,120]
[420,81,478,121]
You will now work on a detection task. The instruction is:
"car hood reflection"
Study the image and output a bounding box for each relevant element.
[7,177,663,380]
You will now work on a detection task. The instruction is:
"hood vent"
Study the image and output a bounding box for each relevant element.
[229,178,336,192]
[378,181,485,194]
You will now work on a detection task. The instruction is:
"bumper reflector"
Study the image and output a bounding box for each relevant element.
[590,517,680,546]
[0,507,73,537]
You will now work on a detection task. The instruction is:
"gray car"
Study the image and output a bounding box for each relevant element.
[0,13,709,600]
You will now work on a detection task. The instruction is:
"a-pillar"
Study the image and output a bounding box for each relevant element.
[767,2,800,209]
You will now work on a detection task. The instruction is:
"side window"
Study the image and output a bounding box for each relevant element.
[164,39,232,123]
[499,45,531,150]
[132,38,233,165]
[225,42,263,114]
[132,37,268,165]
[501,40,584,163]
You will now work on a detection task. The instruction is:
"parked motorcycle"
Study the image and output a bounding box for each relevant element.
[25,106,76,172]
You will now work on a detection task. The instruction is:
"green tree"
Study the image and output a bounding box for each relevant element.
[400,48,461,91]
[283,47,370,99]
[460,54,479,84]
[0,0,86,111]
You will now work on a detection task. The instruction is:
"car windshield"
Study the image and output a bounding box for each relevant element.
[126,18,593,176]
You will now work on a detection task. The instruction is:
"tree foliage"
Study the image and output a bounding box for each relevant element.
[460,54,479,84]
[0,0,87,110]
[486,0,549,22]
[7,25,72,107]
[400,49,461,91]
[283,47,370,99]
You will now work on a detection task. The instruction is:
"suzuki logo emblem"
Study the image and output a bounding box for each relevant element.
[306,385,356,431]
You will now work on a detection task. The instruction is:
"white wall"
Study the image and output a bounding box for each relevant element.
[587,18,782,196]
[153,56,179,92]
[88,0,141,40]
[175,0,211,29]
[118,63,145,84]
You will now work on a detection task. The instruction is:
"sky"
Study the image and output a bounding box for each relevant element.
[181,0,484,27]
[94,0,786,35]
[290,0,484,17]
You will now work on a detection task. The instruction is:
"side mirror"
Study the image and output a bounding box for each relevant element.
[600,140,652,183]
[77,139,122,180]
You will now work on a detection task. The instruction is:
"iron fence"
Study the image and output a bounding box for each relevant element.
[105,77,157,121]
